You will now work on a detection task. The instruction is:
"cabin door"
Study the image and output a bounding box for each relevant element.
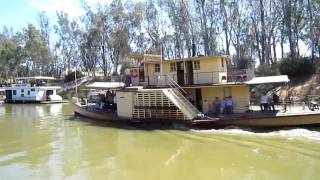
[5,90,12,100]
[186,61,193,85]
[195,88,202,111]
[177,62,184,85]
[139,63,145,82]
[46,90,53,100]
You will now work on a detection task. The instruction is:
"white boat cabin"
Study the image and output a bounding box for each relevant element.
[4,76,62,103]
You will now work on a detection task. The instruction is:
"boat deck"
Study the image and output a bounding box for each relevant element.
[193,105,320,125]
[40,100,69,104]
[76,103,118,117]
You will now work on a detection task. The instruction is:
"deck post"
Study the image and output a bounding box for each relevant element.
[74,69,78,103]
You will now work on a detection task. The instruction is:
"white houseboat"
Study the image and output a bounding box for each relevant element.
[4,76,63,103]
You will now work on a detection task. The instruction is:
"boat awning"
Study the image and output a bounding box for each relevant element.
[245,75,289,85]
[16,76,55,80]
[86,82,125,89]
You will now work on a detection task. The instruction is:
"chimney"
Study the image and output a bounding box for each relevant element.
[192,44,196,57]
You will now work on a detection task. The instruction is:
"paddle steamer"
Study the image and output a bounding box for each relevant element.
[74,52,320,127]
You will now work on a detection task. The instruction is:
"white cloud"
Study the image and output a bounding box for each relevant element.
[30,0,85,18]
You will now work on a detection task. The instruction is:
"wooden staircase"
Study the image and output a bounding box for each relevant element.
[163,75,202,120]
[132,76,202,121]
[133,90,187,121]
[162,88,201,120]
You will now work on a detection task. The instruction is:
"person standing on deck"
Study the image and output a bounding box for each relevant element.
[187,93,195,105]
[268,96,275,111]
[220,97,226,114]
[213,97,221,114]
[226,96,234,114]
[260,94,269,111]
[273,93,279,105]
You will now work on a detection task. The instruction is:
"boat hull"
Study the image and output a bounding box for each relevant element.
[193,112,320,127]
[74,103,320,127]
[73,103,189,124]
[74,103,129,122]
[5,100,68,104]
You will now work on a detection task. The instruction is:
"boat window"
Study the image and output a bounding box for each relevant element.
[155,64,160,73]
[193,61,200,70]
[21,94,24,97]
[31,89,35,92]
[13,90,16,95]
[21,89,24,93]
[27,91,30,95]
[170,63,176,72]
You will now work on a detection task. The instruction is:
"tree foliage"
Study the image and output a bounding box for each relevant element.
[279,56,315,78]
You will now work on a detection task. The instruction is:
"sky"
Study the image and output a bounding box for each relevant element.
[0,0,112,31]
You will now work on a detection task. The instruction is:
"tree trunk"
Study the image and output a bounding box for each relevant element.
[102,44,107,78]
[220,0,230,55]
[260,0,266,64]
[307,0,315,62]
[286,0,295,56]
[272,34,277,63]
[252,18,262,64]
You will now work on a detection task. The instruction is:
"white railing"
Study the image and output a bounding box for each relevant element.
[143,71,244,86]
[59,76,93,92]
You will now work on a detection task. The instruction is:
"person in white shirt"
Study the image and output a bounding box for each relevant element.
[260,94,269,111]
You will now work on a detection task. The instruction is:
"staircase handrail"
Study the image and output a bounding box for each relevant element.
[165,75,201,118]
[166,75,188,95]
[171,89,200,112]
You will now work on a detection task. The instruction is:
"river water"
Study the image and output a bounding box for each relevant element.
[0,103,320,179]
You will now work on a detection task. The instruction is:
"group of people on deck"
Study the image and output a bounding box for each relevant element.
[213,96,234,115]
[260,93,279,112]
[98,90,117,111]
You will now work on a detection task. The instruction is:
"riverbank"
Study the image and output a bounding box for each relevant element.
[251,74,320,103]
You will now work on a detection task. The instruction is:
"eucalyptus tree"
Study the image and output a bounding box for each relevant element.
[54,12,80,74]
[106,0,132,75]
[0,31,24,78]
[23,24,53,76]
[144,0,162,54]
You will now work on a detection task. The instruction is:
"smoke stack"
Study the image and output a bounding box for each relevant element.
[192,44,196,57]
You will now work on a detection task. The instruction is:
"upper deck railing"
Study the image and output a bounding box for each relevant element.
[135,71,248,87]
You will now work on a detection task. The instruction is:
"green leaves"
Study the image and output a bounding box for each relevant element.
[279,56,315,78]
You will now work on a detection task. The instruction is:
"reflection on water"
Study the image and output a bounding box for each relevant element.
[0,103,319,179]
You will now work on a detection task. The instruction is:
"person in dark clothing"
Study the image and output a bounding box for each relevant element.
[213,97,221,114]
[273,93,279,105]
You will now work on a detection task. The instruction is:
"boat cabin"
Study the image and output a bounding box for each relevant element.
[126,54,253,114]
[129,54,235,86]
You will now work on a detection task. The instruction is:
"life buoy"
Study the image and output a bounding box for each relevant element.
[131,68,139,77]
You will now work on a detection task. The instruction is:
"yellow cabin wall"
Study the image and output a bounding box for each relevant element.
[144,62,177,85]
[193,57,227,73]
[201,85,250,113]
